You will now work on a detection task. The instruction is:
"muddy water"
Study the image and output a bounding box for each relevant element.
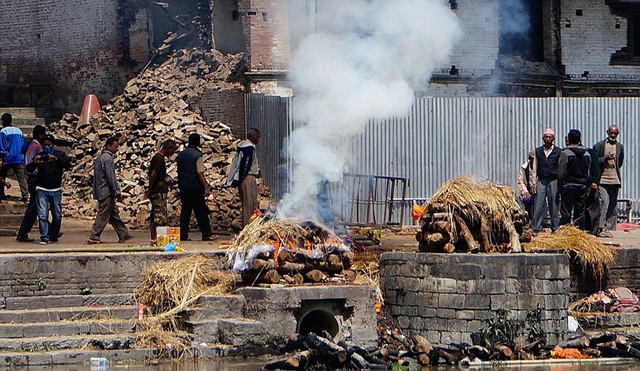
[13,358,640,370]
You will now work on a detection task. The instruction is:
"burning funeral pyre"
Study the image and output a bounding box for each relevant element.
[415,175,527,254]
[226,217,360,285]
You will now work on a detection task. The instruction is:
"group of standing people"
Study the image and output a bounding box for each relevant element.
[4,112,261,245]
[517,126,624,236]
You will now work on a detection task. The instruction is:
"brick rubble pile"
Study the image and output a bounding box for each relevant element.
[49,47,266,231]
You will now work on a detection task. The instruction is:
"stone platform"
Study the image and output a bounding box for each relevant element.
[379,252,570,345]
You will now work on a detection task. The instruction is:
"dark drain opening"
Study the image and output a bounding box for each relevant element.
[297,309,339,339]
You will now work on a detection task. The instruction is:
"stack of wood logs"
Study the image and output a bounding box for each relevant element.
[47,47,268,231]
[242,246,356,285]
[265,332,390,370]
[415,202,528,253]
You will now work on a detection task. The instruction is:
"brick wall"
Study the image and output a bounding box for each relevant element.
[380,253,569,345]
[238,0,290,72]
[190,86,246,138]
[572,248,640,297]
[561,0,640,79]
[0,0,135,114]
[445,0,499,76]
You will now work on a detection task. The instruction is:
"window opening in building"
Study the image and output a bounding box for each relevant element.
[498,0,544,62]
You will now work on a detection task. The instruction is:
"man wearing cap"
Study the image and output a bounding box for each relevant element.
[531,128,562,234]
[26,134,71,244]
[593,125,624,235]
[558,129,592,228]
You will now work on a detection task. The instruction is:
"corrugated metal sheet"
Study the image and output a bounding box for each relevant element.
[247,95,640,222]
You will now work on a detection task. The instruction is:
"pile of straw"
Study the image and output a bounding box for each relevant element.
[231,217,308,253]
[526,225,615,279]
[135,254,234,315]
[425,175,520,230]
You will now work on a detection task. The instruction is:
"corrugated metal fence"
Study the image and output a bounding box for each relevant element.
[246,95,640,224]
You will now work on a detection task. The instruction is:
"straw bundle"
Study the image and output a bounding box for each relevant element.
[231,217,309,255]
[525,225,615,279]
[135,254,234,315]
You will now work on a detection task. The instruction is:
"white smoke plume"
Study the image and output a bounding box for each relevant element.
[277,0,462,219]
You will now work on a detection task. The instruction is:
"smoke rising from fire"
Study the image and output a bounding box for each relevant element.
[277,0,462,219]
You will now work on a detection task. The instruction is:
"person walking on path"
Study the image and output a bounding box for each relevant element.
[16,125,46,242]
[593,125,624,235]
[558,129,592,228]
[26,134,72,244]
[227,128,261,233]
[88,137,133,244]
[0,113,28,201]
[531,128,562,235]
[146,139,178,246]
[177,133,214,241]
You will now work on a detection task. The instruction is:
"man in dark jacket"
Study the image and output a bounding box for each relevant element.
[177,133,214,241]
[26,134,71,244]
[558,129,592,228]
[593,125,624,233]
[88,137,133,244]
[532,128,562,234]
[17,125,46,242]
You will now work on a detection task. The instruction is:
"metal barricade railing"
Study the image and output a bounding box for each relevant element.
[330,173,408,226]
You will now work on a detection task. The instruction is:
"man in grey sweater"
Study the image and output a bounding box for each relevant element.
[88,137,133,244]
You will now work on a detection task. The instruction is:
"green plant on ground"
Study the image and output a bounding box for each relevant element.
[35,277,47,290]
[391,364,410,371]
[42,342,57,351]
[28,343,39,352]
[525,304,546,342]
[479,306,546,345]
[80,287,92,295]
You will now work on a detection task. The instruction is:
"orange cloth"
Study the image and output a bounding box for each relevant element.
[550,345,588,359]
[411,205,425,220]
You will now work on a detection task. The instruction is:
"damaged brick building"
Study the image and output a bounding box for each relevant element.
[2,0,640,122]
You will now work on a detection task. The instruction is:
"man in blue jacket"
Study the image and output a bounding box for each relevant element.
[0,113,28,201]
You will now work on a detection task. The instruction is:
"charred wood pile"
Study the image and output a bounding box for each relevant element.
[415,175,529,253]
[47,47,265,231]
[227,218,359,285]
[266,329,640,369]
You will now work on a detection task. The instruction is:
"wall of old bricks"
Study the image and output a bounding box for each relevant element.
[0,0,135,114]
[560,0,640,80]
[189,86,246,138]
[0,252,227,304]
[238,0,290,72]
[379,253,569,345]
[571,248,640,298]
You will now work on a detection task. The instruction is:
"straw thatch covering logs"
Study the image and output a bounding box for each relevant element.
[227,218,357,285]
[416,175,527,254]
[48,46,268,231]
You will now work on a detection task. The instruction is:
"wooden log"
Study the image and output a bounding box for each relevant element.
[436,347,459,365]
[494,344,513,358]
[522,339,546,353]
[478,214,492,252]
[264,349,317,370]
[417,352,430,366]
[328,254,343,268]
[426,232,448,244]
[443,243,456,253]
[415,231,423,242]
[306,333,347,366]
[263,269,281,284]
[342,269,357,282]
[589,332,616,345]
[582,348,601,358]
[396,357,411,367]
[341,251,355,267]
[350,352,369,368]
[454,213,479,252]
[429,220,452,233]
[503,219,522,253]
[431,212,451,221]
[467,345,491,361]
[558,336,590,349]
[410,334,433,354]
[279,333,309,353]
[251,258,306,273]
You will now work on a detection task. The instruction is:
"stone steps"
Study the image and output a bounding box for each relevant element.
[0,319,137,338]
[0,305,136,324]
[0,333,136,351]
[2,293,135,310]
[181,294,245,321]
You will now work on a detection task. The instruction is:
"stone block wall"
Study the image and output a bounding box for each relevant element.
[571,247,640,297]
[238,285,378,349]
[0,252,227,303]
[379,253,569,345]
